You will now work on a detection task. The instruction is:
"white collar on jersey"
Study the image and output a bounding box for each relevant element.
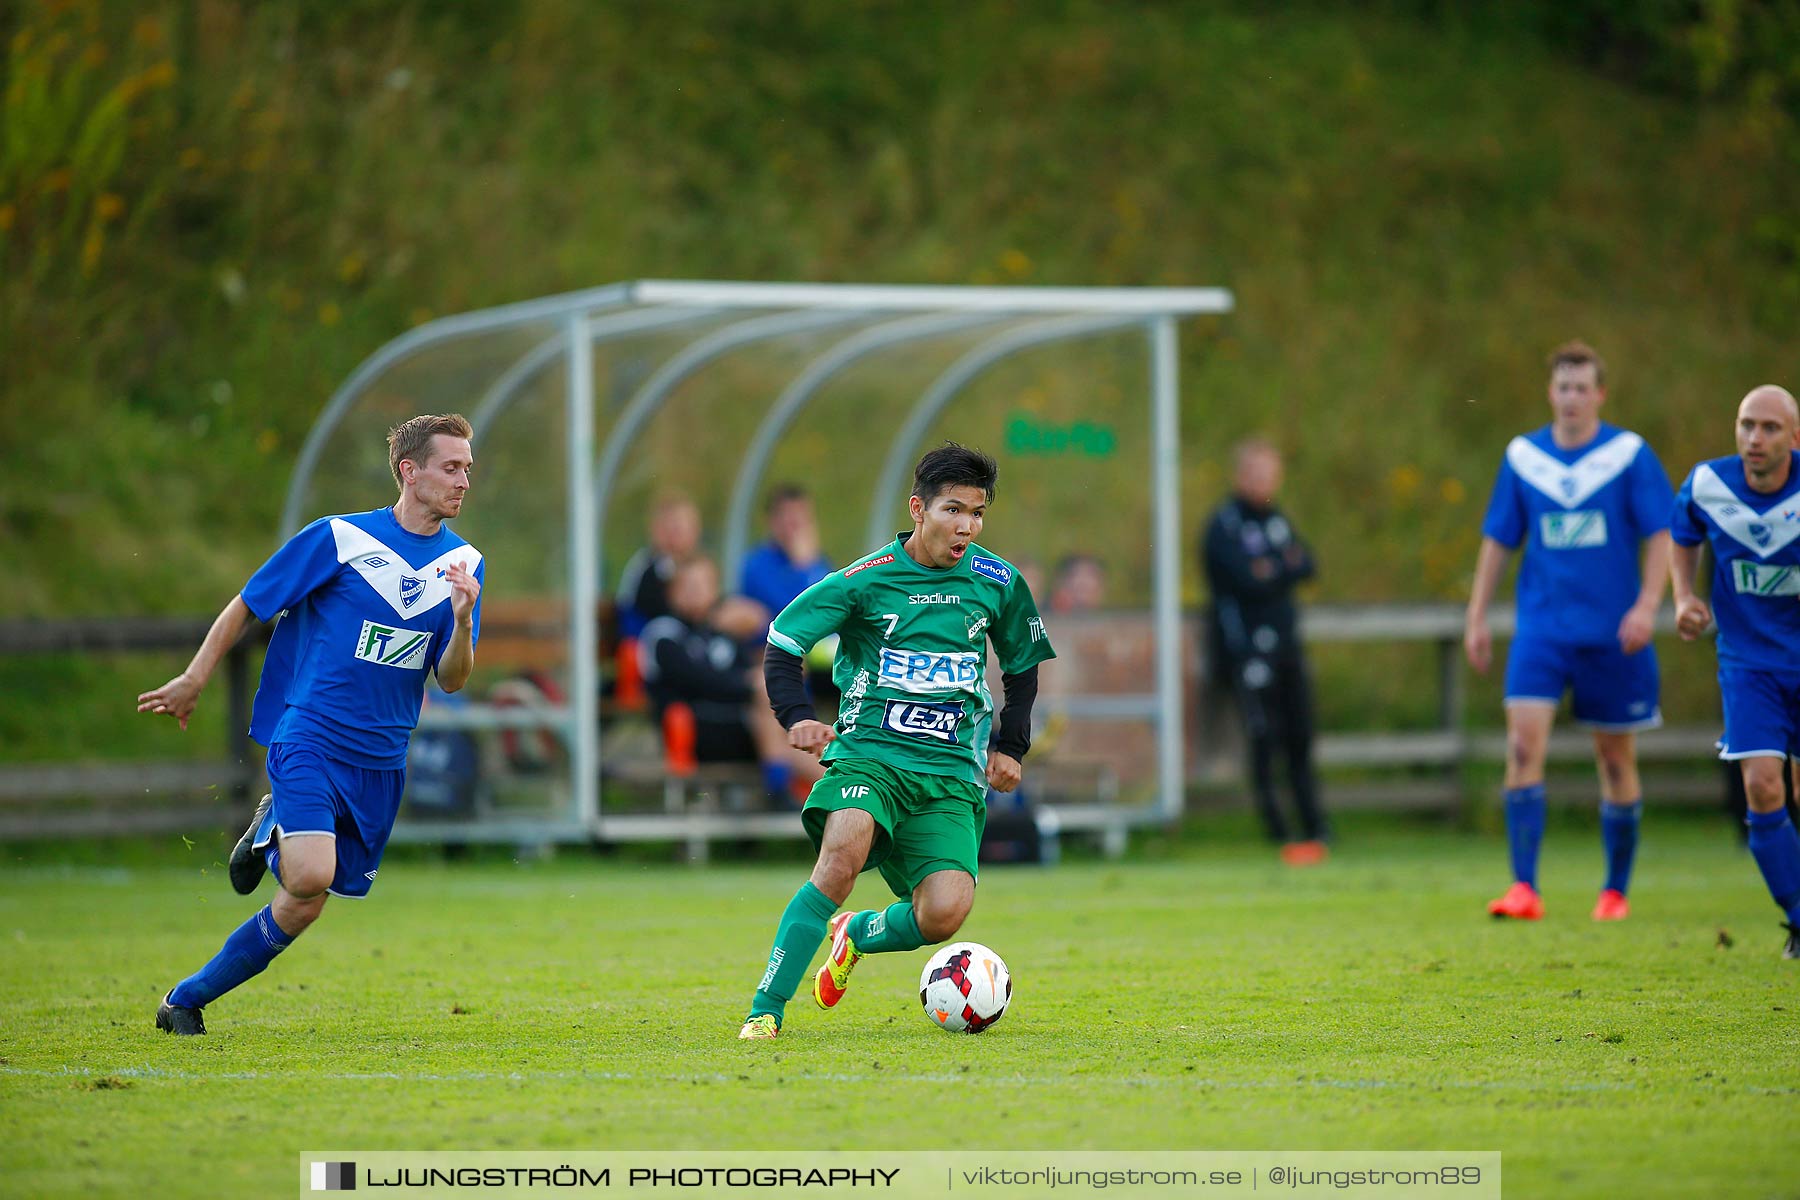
[1691,465,1800,559]
[1505,431,1642,509]
[331,518,483,620]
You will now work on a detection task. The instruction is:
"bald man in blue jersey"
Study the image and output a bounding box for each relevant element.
[138,414,484,1033]
[1670,384,1800,960]
[1465,342,1673,922]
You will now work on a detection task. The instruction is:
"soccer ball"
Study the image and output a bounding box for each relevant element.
[919,942,1011,1033]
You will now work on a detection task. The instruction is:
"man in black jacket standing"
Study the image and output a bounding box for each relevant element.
[1202,439,1328,864]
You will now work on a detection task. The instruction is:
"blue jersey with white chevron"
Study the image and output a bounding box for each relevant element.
[1481,422,1673,645]
[241,507,484,769]
[1670,452,1800,673]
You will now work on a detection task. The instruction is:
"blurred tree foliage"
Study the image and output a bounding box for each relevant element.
[1,0,1795,627]
[1397,0,1800,319]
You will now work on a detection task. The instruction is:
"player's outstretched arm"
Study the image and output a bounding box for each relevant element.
[1669,542,1712,641]
[1463,537,1510,673]
[436,561,480,693]
[137,594,257,731]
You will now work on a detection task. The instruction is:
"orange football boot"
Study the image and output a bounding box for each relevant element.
[1488,881,1544,920]
[1280,840,1329,867]
[812,911,863,1009]
[1591,888,1630,921]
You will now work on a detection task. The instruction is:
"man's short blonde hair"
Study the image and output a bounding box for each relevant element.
[387,414,472,489]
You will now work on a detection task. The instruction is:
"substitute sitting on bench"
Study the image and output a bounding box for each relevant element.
[639,556,824,803]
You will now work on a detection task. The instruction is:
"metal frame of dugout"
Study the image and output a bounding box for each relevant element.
[279,281,1235,848]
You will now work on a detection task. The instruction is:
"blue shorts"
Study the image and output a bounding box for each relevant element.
[1503,637,1661,731]
[1718,667,1800,762]
[253,742,405,899]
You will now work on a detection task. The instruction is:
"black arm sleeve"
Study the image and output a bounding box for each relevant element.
[993,664,1039,761]
[763,646,816,730]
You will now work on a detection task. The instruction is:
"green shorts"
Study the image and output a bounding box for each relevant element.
[802,757,987,898]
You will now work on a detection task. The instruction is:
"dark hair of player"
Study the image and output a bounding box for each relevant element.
[387,413,474,489]
[1547,340,1605,387]
[911,442,998,506]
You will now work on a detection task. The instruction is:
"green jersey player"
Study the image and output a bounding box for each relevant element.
[738,443,1055,1039]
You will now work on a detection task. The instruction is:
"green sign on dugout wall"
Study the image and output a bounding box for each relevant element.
[1004,413,1117,458]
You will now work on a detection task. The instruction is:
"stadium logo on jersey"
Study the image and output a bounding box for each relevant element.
[882,699,965,743]
[969,555,1011,585]
[909,592,962,604]
[1505,431,1643,508]
[1538,510,1608,549]
[844,553,896,578]
[877,647,982,694]
[399,575,425,609]
[1732,561,1800,597]
[354,620,434,670]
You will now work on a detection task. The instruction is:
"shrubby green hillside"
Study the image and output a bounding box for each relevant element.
[4,0,1797,616]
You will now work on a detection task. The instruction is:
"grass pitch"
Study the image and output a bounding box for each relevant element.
[1,815,1795,1199]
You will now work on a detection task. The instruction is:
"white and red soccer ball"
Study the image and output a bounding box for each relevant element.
[919,942,1011,1034]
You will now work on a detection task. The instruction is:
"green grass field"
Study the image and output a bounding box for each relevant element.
[2,816,1795,1199]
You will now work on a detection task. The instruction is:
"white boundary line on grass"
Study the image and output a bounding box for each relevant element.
[5,1064,1794,1095]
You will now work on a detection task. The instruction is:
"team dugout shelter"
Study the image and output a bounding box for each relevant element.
[281,281,1234,851]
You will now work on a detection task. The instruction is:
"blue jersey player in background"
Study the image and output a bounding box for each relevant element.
[137,414,484,1033]
[1670,384,1800,960]
[1464,342,1673,923]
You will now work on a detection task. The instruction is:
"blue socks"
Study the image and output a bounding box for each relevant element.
[168,905,295,1010]
[1504,784,1547,888]
[1600,800,1642,895]
[1746,808,1800,925]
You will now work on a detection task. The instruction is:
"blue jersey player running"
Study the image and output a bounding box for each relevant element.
[1670,384,1800,960]
[1464,342,1673,922]
[137,414,484,1034]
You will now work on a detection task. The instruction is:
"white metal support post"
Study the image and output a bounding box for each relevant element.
[565,313,601,832]
[1150,316,1184,826]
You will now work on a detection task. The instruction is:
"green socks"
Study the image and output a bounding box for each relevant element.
[745,890,935,1027]
[849,902,926,953]
[748,881,838,1024]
